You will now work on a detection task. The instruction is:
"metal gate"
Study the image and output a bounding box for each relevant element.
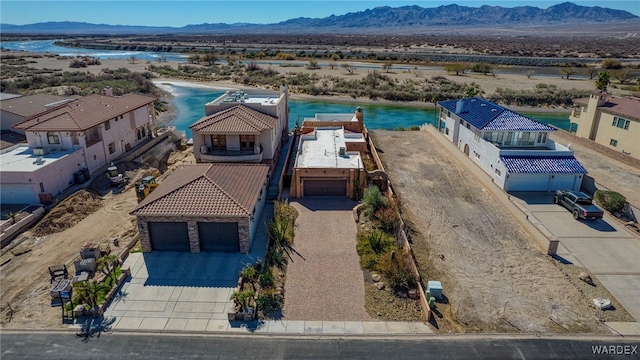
[148,222,190,252]
[303,179,347,197]
[198,222,240,252]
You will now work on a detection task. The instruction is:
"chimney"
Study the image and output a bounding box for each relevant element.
[455,100,464,113]
[105,86,113,97]
[355,106,364,131]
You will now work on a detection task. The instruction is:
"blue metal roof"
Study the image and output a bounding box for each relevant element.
[500,156,587,174]
[438,97,555,131]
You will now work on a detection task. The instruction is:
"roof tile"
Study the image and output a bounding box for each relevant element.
[500,155,587,174]
[131,164,269,217]
[190,105,276,134]
[14,93,156,131]
[439,97,555,131]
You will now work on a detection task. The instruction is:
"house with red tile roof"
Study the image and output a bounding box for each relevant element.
[0,90,156,204]
[570,93,640,160]
[190,86,288,170]
[130,163,269,253]
[438,97,587,192]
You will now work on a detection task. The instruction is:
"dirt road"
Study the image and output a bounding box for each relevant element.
[372,130,607,333]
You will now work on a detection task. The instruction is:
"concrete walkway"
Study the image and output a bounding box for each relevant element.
[283,198,373,321]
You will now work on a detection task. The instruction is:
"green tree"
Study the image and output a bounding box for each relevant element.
[97,254,120,283]
[201,53,218,66]
[596,71,610,92]
[187,54,200,64]
[445,63,468,76]
[463,86,480,98]
[341,63,355,75]
[5,211,18,224]
[74,280,110,311]
[307,59,320,70]
[560,67,576,80]
[382,60,393,73]
[611,69,636,85]
[585,65,599,80]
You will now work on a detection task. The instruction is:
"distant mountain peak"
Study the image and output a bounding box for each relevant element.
[1,2,637,35]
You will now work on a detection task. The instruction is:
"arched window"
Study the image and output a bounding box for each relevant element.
[47,132,60,144]
[136,129,142,140]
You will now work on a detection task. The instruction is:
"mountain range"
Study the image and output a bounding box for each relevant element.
[1,2,638,35]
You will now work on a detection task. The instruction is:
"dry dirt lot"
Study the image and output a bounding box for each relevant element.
[0,148,194,329]
[372,130,608,334]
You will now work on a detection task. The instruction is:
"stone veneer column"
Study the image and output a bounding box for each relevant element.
[187,220,201,253]
[138,219,152,252]
[238,218,251,253]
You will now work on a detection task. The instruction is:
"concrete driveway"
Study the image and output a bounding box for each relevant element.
[104,207,270,332]
[510,192,640,321]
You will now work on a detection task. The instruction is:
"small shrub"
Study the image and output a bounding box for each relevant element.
[259,271,275,288]
[376,250,417,291]
[362,186,387,217]
[356,230,397,270]
[601,59,623,69]
[375,206,400,234]
[594,190,626,213]
[256,290,282,314]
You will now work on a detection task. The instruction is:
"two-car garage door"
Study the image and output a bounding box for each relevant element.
[506,174,579,192]
[303,179,347,197]
[148,221,240,252]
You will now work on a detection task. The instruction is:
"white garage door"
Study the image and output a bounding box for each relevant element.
[505,174,549,192]
[0,185,38,204]
[549,174,578,192]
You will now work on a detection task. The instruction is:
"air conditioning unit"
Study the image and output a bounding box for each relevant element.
[33,147,48,156]
[339,147,346,156]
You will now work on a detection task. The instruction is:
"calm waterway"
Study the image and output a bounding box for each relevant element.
[2,40,570,137]
[159,84,570,138]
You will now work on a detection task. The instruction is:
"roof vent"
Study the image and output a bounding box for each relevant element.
[491,108,497,112]
[455,100,464,113]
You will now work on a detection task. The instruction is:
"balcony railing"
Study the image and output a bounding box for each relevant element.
[200,147,263,163]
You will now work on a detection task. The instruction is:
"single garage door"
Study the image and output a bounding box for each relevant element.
[148,222,190,252]
[505,174,549,192]
[549,174,578,191]
[303,179,347,197]
[198,222,239,252]
[0,185,38,204]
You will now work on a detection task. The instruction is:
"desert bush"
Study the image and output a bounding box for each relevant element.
[356,230,397,270]
[601,59,623,69]
[362,186,387,217]
[69,59,87,68]
[256,289,282,314]
[376,250,417,291]
[375,206,400,234]
[258,271,275,288]
[594,190,626,213]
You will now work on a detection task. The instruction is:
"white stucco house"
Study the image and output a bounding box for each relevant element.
[190,86,289,170]
[437,97,587,192]
[1,91,157,204]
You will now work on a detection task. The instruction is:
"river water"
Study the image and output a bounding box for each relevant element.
[157,83,570,138]
[3,40,571,137]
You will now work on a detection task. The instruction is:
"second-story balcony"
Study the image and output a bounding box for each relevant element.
[200,147,263,163]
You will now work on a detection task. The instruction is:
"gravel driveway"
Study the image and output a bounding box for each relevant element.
[283,198,373,321]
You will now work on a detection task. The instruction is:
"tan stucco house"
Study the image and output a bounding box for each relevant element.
[570,93,640,160]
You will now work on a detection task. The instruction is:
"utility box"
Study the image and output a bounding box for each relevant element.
[427,280,443,300]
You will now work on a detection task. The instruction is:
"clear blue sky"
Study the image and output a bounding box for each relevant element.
[1,1,638,26]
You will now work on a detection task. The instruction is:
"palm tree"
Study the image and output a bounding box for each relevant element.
[596,71,610,92]
[97,255,120,283]
[74,280,110,316]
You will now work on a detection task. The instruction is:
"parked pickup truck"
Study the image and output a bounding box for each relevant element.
[554,190,604,220]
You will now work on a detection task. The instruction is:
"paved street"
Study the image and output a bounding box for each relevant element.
[511,192,640,322]
[2,332,639,360]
